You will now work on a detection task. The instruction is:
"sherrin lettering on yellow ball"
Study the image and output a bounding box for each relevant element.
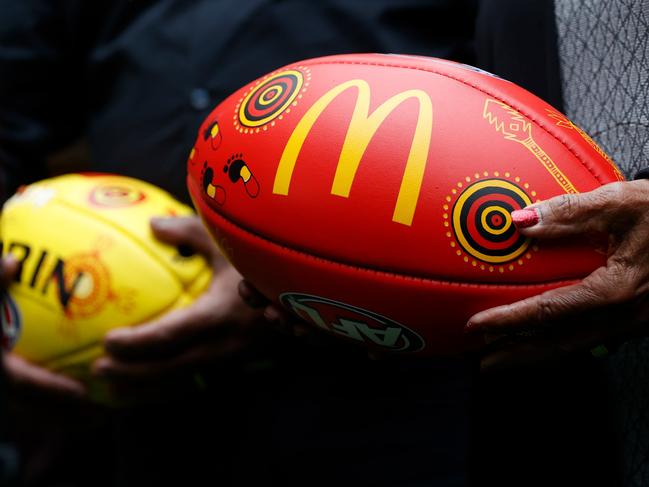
[1,174,211,383]
[187,53,624,356]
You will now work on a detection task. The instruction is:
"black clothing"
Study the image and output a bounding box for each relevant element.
[0,0,477,204]
[1,1,477,486]
[476,0,563,108]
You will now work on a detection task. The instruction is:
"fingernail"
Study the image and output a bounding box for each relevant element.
[92,358,111,376]
[2,254,17,267]
[464,320,482,334]
[511,209,539,228]
[264,307,294,335]
[104,327,132,344]
[106,327,130,339]
[1,254,18,275]
[150,217,171,229]
[264,307,279,324]
[238,283,265,308]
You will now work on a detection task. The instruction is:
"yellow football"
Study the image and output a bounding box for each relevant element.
[0,173,211,382]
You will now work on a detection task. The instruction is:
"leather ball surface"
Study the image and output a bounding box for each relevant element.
[2,174,211,377]
[187,53,623,355]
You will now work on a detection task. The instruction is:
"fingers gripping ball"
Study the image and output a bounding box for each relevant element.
[0,174,212,384]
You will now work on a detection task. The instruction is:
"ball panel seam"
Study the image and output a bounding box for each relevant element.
[197,186,582,289]
[297,58,611,186]
[51,197,185,287]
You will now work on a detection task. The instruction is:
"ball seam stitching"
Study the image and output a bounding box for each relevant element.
[206,196,581,290]
[299,59,608,186]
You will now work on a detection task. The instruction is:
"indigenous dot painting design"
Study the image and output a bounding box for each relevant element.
[63,252,113,319]
[444,173,540,273]
[203,120,223,150]
[234,67,310,133]
[545,109,625,181]
[188,146,198,167]
[88,184,146,208]
[60,244,136,326]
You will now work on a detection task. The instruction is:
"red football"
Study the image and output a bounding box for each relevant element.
[187,53,623,356]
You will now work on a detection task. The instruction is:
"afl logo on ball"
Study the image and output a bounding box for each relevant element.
[280,293,425,353]
[1,293,21,351]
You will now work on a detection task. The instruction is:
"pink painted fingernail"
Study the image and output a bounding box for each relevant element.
[511,209,539,228]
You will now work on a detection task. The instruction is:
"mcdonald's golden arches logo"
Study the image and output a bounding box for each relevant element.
[273,79,433,226]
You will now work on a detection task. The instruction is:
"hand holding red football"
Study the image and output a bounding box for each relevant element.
[238,280,394,361]
[466,179,649,370]
[238,279,311,337]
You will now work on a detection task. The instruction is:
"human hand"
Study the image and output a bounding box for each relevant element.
[91,216,264,391]
[3,353,87,399]
[237,280,311,337]
[238,280,389,360]
[1,255,87,399]
[465,180,649,371]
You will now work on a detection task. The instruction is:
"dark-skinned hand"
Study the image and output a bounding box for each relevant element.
[238,280,390,361]
[238,280,311,337]
[466,179,649,372]
[2,255,88,399]
[90,216,264,395]
[6,216,265,404]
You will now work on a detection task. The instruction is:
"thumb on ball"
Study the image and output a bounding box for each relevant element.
[150,216,216,258]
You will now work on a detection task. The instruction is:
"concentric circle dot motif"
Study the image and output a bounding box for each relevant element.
[89,185,146,207]
[451,179,533,264]
[238,69,304,128]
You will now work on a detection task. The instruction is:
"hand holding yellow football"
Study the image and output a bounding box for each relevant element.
[1,174,211,387]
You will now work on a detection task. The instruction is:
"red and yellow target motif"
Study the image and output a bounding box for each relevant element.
[235,68,310,133]
[63,252,113,319]
[449,178,533,266]
[89,184,146,208]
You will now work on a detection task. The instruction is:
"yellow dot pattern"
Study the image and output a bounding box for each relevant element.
[442,172,540,273]
[234,66,311,134]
